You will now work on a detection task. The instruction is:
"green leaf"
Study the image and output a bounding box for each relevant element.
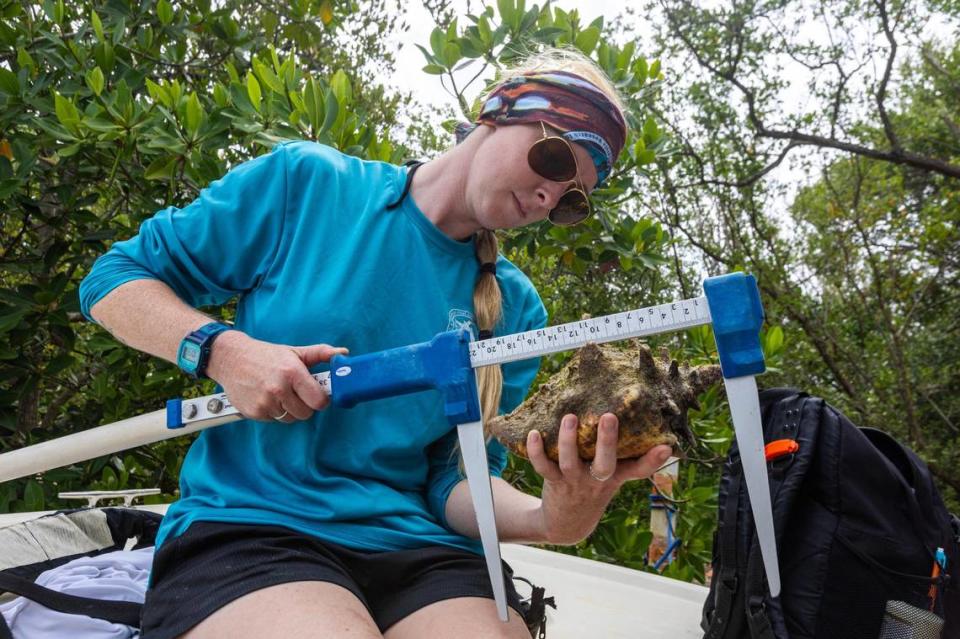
[519,6,539,31]
[16,47,35,71]
[429,27,445,58]
[91,10,104,40]
[85,66,105,96]
[225,61,240,84]
[185,92,203,134]
[637,252,668,268]
[478,15,492,44]
[643,116,658,139]
[765,325,784,355]
[93,40,116,73]
[212,82,229,107]
[54,92,80,125]
[246,71,262,113]
[422,64,446,75]
[637,149,656,165]
[574,26,600,55]
[24,480,44,512]
[144,156,177,180]
[533,26,565,44]
[684,486,717,504]
[252,57,284,94]
[0,308,28,334]
[634,57,648,81]
[0,68,19,95]
[157,0,174,25]
[497,0,514,26]
[442,42,461,68]
[320,89,339,134]
[414,44,436,65]
[145,78,170,108]
[649,59,661,78]
[46,353,76,375]
[302,77,323,131]
[330,69,352,105]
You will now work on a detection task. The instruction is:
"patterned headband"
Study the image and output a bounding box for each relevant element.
[456,70,627,187]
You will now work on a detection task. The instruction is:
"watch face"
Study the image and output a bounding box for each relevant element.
[181,344,201,366]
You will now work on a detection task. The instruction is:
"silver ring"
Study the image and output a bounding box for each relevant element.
[588,463,612,482]
[273,410,289,422]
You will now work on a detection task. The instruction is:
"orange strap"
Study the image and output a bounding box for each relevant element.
[765,439,799,461]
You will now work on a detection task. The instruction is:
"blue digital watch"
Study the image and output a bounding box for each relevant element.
[176,322,233,379]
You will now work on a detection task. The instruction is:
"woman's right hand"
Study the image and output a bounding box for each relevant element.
[205,330,348,423]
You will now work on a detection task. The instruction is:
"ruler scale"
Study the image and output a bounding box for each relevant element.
[0,272,780,620]
[170,296,711,429]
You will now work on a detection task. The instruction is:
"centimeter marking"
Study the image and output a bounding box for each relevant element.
[469,295,711,367]
[179,296,710,425]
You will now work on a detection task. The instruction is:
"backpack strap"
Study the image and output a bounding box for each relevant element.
[0,571,142,628]
[743,536,780,639]
[0,613,12,639]
[513,575,556,639]
[702,466,743,638]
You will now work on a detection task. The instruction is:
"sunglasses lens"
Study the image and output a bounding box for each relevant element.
[548,190,591,226]
[528,137,578,182]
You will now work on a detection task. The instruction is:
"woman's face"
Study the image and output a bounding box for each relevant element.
[465,123,599,230]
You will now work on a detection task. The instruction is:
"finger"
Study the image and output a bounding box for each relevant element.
[557,414,582,478]
[292,367,331,411]
[526,429,563,482]
[277,390,313,421]
[589,413,619,482]
[613,445,673,483]
[269,402,295,423]
[295,344,349,367]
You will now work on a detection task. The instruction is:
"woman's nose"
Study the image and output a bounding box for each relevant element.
[534,181,567,211]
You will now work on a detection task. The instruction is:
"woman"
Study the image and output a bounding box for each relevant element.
[79,48,673,639]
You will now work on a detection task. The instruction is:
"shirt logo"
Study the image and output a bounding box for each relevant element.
[447,308,476,337]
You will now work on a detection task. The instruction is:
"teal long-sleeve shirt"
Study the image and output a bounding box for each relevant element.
[79,141,548,554]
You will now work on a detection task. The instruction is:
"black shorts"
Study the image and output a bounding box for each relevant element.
[140,521,525,638]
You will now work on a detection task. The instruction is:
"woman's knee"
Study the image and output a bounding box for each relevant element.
[383,597,531,639]
[179,580,382,639]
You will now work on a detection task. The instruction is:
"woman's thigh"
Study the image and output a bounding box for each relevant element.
[382,596,530,639]
[180,580,383,639]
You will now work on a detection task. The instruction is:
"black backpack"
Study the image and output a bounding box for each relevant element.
[702,388,960,639]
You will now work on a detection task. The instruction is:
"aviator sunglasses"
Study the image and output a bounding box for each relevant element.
[527,121,593,225]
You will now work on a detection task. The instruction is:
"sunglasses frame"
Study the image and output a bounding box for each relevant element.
[528,121,593,226]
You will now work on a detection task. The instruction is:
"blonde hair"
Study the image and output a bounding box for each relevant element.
[470,47,626,443]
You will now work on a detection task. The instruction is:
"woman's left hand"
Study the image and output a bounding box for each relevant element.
[525,412,673,545]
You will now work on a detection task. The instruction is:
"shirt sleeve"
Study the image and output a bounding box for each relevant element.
[79,143,292,321]
[424,287,549,529]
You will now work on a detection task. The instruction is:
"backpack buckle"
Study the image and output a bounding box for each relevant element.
[764,439,798,462]
[721,574,738,593]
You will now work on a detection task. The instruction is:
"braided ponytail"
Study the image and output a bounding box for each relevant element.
[473,229,504,435]
[449,229,504,476]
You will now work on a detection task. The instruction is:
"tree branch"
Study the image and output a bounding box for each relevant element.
[662,1,960,179]
[873,0,902,153]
